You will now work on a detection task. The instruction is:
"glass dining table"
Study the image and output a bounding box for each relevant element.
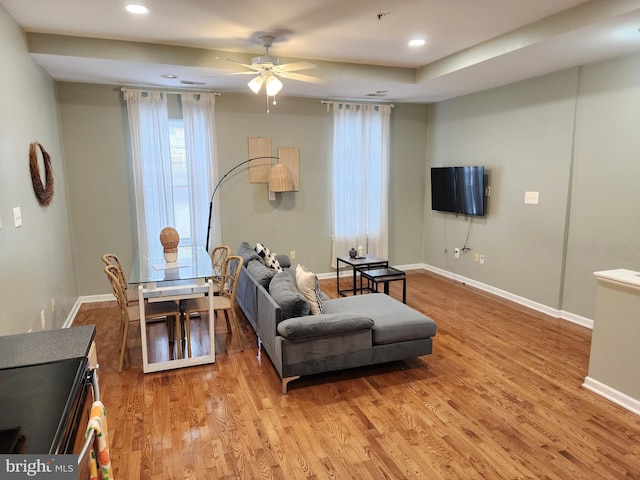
[129,245,216,373]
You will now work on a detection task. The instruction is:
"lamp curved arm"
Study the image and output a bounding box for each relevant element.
[206,156,279,252]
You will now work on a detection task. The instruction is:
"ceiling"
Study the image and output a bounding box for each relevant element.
[3,0,640,103]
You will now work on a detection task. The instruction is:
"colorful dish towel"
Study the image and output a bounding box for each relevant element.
[86,400,114,480]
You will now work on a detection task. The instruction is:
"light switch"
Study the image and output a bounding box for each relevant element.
[13,207,22,227]
[524,191,539,205]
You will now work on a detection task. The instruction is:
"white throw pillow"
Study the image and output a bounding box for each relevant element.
[295,264,324,315]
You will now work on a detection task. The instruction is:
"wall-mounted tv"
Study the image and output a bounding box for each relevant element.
[431,166,486,217]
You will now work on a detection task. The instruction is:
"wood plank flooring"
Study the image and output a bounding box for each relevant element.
[74,270,640,479]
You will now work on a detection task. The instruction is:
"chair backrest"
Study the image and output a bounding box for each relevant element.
[220,255,243,304]
[104,264,131,324]
[102,254,128,294]
[210,246,230,279]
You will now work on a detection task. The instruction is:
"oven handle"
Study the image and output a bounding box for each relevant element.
[77,367,100,468]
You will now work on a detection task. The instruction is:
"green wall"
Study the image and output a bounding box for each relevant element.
[425,52,640,319]
[424,69,578,309]
[564,53,640,317]
[56,85,429,295]
[0,6,77,335]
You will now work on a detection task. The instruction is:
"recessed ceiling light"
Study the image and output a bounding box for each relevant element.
[125,4,149,14]
[408,39,426,47]
[161,74,178,79]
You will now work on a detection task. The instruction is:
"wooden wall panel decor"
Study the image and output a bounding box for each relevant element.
[248,137,272,183]
[277,146,300,191]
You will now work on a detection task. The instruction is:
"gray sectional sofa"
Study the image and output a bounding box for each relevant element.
[234,242,437,393]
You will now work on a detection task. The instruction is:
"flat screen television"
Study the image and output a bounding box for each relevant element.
[431,166,485,217]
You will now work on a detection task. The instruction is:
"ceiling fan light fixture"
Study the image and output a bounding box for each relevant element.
[248,76,264,94]
[266,76,283,96]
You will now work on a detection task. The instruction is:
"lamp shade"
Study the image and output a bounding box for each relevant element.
[248,76,264,94]
[268,163,293,192]
[265,75,283,96]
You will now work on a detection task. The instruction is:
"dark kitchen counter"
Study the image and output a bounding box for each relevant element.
[0,325,95,369]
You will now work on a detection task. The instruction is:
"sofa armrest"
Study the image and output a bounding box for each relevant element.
[277,313,374,340]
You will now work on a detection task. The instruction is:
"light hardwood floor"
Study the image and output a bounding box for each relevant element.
[76,270,640,479]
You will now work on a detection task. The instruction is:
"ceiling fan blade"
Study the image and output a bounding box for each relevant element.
[222,71,260,76]
[204,70,260,78]
[277,61,317,72]
[214,56,257,71]
[280,71,326,84]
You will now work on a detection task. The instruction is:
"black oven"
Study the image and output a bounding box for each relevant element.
[0,357,92,456]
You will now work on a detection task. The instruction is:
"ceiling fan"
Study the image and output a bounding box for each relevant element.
[215,35,325,96]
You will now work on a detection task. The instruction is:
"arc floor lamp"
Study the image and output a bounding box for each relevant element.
[205,156,293,252]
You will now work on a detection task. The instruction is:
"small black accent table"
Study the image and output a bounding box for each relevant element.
[336,254,388,297]
[360,266,407,304]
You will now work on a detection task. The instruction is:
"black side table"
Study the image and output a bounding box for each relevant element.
[336,255,388,297]
[360,267,407,303]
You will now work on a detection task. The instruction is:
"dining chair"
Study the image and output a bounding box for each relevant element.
[210,245,230,294]
[104,265,182,372]
[180,255,244,356]
[101,253,139,306]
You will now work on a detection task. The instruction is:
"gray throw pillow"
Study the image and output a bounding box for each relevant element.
[246,259,277,289]
[269,271,310,320]
[277,313,374,339]
[237,241,263,266]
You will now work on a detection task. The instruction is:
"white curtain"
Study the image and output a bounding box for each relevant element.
[181,93,220,251]
[124,89,219,252]
[124,90,173,253]
[331,103,391,266]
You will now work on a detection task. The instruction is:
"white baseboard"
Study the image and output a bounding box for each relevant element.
[68,267,593,333]
[319,263,594,329]
[422,264,593,329]
[582,376,640,416]
[423,264,561,317]
[62,294,115,328]
[560,310,593,329]
[393,263,425,271]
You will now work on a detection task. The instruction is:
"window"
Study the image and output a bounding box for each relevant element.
[331,103,391,265]
[168,120,192,243]
[123,90,219,252]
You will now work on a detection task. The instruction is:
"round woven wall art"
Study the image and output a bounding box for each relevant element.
[29,142,54,206]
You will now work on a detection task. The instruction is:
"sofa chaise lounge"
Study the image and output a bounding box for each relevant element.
[234,242,437,393]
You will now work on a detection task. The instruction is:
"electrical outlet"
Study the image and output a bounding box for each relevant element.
[479,254,485,265]
[51,298,56,313]
[454,248,460,259]
[41,310,46,330]
[524,191,539,204]
[290,250,296,259]
[474,253,479,262]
